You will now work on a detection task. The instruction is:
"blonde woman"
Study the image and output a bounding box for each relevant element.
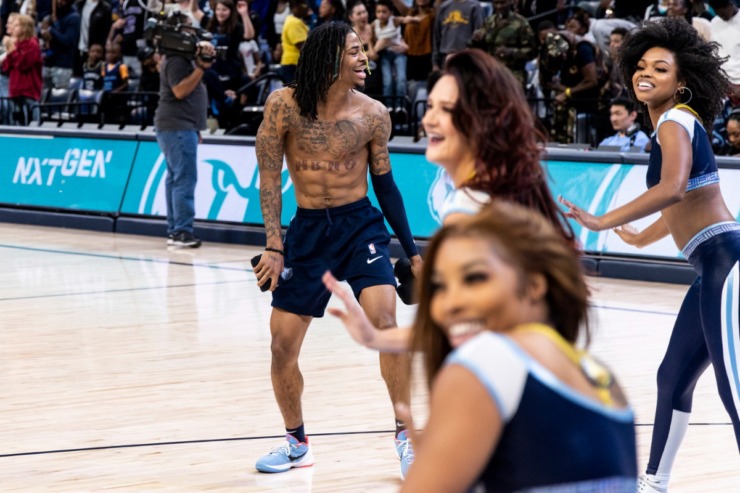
[1,14,41,124]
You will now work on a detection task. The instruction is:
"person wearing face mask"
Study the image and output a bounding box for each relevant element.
[558,18,739,493]
[327,201,637,492]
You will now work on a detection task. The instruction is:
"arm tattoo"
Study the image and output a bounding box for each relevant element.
[256,93,290,245]
[367,108,392,175]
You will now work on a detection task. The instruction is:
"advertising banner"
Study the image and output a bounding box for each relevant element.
[120,141,298,225]
[0,134,137,212]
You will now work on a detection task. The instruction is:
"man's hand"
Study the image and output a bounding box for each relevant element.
[195,41,216,70]
[254,250,284,292]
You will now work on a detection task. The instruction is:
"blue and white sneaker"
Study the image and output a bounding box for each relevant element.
[255,434,315,473]
[395,430,415,480]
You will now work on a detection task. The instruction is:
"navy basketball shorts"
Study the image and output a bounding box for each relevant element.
[271,197,397,317]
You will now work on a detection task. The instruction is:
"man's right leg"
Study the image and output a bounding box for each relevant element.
[256,307,315,473]
[155,131,176,238]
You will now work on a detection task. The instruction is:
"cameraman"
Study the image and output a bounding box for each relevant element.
[154,14,216,249]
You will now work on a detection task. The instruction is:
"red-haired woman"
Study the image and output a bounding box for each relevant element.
[324,48,575,351]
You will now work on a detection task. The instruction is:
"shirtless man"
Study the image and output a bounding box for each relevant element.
[253,22,422,477]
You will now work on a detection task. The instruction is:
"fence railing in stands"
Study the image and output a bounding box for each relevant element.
[1,89,605,146]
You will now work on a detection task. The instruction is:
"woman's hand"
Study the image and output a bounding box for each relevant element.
[323,271,382,348]
[613,224,642,247]
[558,195,604,231]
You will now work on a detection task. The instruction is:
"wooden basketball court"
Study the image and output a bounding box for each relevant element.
[0,223,737,491]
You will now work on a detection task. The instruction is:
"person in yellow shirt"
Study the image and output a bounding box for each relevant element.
[280,0,312,83]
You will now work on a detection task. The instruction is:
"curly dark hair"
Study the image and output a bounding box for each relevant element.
[438,49,576,248]
[619,17,729,128]
[289,22,356,120]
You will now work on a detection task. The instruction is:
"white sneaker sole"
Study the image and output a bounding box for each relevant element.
[255,450,315,473]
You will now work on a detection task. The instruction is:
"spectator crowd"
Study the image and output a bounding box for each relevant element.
[0,0,738,154]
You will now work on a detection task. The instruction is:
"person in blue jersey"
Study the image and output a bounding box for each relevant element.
[327,200,637,492]
[558,17,739,493]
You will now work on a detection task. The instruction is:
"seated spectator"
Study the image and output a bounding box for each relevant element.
[724,112,740,157]
[597,97,649,152]
[82,43,104,90]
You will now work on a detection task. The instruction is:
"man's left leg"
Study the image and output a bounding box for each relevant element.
[359,285,413,479]
[165,130,201,248]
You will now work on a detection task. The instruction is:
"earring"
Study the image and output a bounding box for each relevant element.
[673,86,694,105]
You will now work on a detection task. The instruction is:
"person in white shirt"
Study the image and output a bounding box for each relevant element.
[708,0,740,106]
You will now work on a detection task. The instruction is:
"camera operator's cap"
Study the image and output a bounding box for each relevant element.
[137,46,155,61]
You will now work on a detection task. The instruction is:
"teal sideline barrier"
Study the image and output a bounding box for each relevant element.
[0,134,138,212]
[2,129,740,262]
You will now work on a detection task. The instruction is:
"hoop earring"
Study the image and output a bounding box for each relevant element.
[674,86,694,105]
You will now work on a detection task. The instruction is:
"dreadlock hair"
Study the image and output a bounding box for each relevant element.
[619,17,730,130]
[289,21,355,120]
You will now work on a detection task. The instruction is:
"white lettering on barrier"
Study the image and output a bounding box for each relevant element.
[13,149,112,185]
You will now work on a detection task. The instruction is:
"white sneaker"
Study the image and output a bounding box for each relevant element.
[637,475,668,493]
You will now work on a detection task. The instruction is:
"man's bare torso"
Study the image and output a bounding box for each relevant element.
[274,88,387,208]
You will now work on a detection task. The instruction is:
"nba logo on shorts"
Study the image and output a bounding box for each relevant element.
[368,243,376,254]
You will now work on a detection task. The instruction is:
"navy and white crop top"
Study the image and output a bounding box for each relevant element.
[647,107,719,192]
[445,328,637,493]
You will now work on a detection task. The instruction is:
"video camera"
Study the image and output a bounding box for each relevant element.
[143,12,227,62]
